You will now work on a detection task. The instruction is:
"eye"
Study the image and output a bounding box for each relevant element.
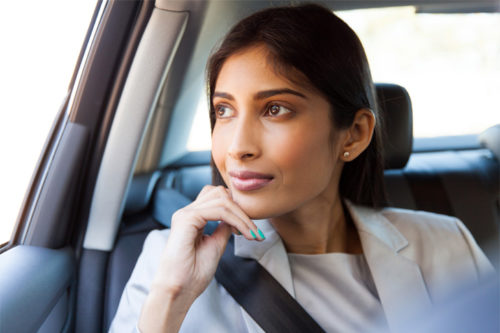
[266,104,291,117]
[215,104,234,118]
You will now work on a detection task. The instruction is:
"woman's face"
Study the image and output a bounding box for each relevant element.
[212,45,346,219]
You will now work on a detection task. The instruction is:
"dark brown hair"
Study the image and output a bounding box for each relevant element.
[207,3,387,207]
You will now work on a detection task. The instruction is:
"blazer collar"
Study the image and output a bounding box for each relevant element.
[233,203,433,332]
[344,200,408,253]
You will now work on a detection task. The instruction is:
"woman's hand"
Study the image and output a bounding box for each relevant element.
[138,185,263,333]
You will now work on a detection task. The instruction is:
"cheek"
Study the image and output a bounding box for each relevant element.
[273,138,306,169]
[271,125,334,177]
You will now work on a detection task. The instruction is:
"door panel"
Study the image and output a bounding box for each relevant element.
[0,246,74,333]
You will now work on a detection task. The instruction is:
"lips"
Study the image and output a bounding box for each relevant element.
[228,170,274,191]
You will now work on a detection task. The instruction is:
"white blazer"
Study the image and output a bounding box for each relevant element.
[109,201,494,333]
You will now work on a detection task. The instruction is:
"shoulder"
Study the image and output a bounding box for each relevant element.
[379,206,473,257]
[379,206,494,282]
[349,200,494,274]
[380,206,464,241]
[349,201,465,247]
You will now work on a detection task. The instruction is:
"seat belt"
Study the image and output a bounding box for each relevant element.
[215,237,326,333]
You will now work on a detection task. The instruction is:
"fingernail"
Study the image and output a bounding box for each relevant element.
[250,230,257,239]
[236,230,242,235]
[258,229,266,240]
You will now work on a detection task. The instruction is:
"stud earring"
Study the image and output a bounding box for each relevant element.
[343,151,350,158]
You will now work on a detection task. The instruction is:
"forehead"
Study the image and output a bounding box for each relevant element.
[215,45,315,95]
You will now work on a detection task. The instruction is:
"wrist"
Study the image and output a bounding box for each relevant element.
[150,279,197,305]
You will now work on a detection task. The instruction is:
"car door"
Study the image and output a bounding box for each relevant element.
[0,1,152,331]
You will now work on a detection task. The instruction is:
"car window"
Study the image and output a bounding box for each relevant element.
[187,6,500,151]
[0,0,96,245]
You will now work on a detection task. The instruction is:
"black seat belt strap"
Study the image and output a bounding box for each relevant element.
[215,237,325,333]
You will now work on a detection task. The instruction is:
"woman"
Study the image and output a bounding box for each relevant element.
[110,4,493,332]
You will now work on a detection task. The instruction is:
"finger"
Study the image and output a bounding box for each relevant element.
[196,195,253,226]
[171,190,248,235]
[231,226,241,235]
[210,222,232,258]
[187,186,264,240]
[192,185,229,205]
[196,185,216,199]
[189,204,261,241]
[194,197,262,240]
[210,188,254,232]
[216,197,262,239]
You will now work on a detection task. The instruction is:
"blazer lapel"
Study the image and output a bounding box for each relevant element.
[346,201,433,332]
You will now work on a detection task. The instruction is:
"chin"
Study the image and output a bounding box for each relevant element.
[232,192,284,220]
[240,206,275,220]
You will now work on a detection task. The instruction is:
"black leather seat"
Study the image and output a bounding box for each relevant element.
[103,83,499,330]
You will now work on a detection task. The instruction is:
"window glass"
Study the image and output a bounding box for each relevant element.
[187,6,500,151]
[0,1,96,244]
[337,7,500,137]
[187,97,212,151]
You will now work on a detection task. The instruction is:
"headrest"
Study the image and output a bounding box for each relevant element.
[153,186,191,227]
[375,83,413,169]
[152,175,218,232]
[480,124,500,162]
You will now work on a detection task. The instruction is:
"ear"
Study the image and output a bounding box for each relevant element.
[340,108,375,162]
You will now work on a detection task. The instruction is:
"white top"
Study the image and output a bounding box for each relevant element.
[288,252,388,332]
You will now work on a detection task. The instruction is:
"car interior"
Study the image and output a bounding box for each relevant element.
[0,1,498,332]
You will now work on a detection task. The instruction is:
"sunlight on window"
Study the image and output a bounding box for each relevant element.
[337,7,500,137]
[0,1,96,244]
[187,97,212,151]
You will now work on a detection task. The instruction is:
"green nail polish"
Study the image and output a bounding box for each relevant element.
[237,230,242,235]
[250,230,257,239]
[258,229,266,240]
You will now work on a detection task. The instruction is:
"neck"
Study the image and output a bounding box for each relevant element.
[270,195,362,255]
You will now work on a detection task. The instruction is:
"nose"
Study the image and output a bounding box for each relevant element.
[227,115,261,161]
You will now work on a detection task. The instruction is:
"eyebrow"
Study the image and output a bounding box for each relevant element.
[213,88,307,101]
[254,88,307,100]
